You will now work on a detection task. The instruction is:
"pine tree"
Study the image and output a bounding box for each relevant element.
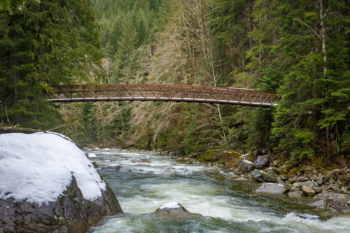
[0,0,103,128]
[269,0,350,162]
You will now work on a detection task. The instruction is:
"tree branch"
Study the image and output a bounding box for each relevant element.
[293,17,321,39]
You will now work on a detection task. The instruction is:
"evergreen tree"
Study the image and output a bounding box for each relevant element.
[0,0,102,128]
[268,0,350,162]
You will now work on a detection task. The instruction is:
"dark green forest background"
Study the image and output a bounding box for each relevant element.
[1,0,349,167]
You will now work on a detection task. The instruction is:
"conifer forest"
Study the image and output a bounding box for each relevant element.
[1,0,349,167]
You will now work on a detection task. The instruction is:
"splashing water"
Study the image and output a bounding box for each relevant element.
[87,149,350,233]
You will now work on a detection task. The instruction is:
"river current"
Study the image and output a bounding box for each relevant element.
[87,149,350,233]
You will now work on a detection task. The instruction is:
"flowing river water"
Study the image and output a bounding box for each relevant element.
[87,149,350,233]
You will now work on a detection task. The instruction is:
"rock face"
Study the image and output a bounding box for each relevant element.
[254,155,270,169]
[256,183,285,195]
[153,202,201,218]
[0,176,122,233]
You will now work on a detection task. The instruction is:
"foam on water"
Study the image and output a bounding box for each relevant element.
[89,149,350,233]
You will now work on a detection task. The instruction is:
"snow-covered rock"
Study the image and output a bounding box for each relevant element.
[0,132,122,233]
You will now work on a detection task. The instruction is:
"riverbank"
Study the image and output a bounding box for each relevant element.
[85,144,350,216]
[169,150,350,216]
[87,148,350,232]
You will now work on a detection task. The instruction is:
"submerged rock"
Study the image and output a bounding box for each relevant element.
[256,183,285,195]
[101,165,122,170]
[132,159,151,163]
[101,165,122,171]
[153,202,201,217]
[140,158,151,163]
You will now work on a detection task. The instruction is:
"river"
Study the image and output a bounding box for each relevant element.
[87,149,350,233]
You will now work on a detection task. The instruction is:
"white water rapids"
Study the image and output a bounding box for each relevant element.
[87,149,350,233]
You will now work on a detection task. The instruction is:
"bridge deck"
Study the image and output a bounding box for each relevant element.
[49,84,279,107]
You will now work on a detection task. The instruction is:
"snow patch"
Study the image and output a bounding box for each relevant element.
[160,202,181,209]
[0,132,106,205]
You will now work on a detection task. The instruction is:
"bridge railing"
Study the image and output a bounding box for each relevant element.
[51,84,280,107]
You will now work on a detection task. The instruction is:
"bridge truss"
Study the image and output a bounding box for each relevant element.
[49,84,279,107]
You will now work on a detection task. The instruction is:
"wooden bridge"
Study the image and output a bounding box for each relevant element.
[49,84,279,107]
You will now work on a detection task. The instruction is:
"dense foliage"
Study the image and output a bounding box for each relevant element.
[73,0,348,165]
[0,0,102,128]
[2,0,349,165]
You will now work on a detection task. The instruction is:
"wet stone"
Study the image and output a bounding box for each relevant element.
[153,202,202,218]
[256,183,285,195]
[251,169,277,183]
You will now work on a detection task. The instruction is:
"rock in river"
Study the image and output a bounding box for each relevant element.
[153,202,201,217]
[0,132,123,233]
[251,169,277,183]
[256,183,285,195]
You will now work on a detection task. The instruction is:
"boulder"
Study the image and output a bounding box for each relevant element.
[302,185,316,197]
[256,183,285,195]
[328,193,349,209]
[251,169,277,183]
[313,192,350,212]
[254,155,270,169]
[0,177,122,233]
[0,132,123,233]
[153,202,201,218]
[238,159,254,173]
[288,190,303,199]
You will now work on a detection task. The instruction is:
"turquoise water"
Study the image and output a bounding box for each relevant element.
[88,149,349,233]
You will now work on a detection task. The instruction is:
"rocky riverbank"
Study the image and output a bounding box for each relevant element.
[173,151,350,215]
